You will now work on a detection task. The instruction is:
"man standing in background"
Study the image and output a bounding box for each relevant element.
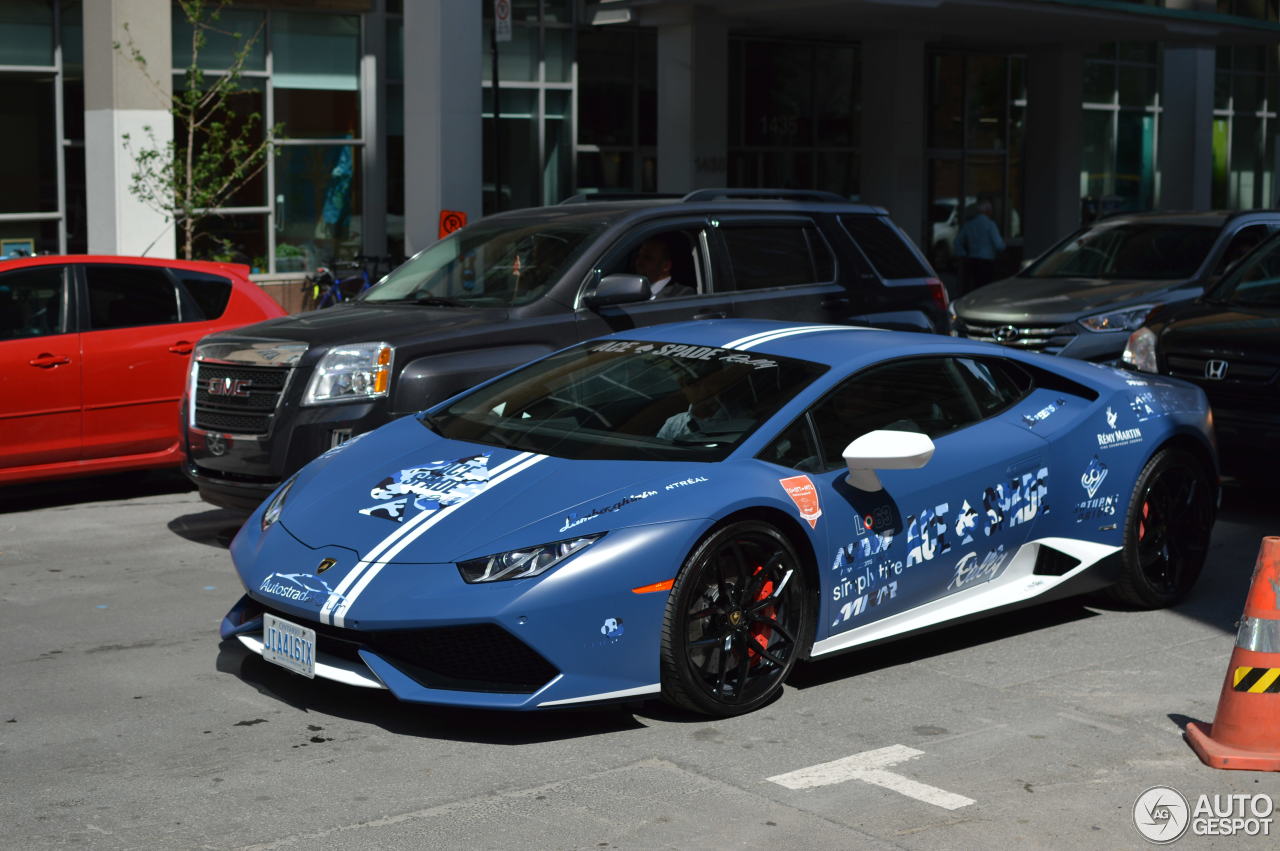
[954,199,1005,295]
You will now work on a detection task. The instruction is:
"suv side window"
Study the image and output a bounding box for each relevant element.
[720,223,835,290]
[592,227,709,297]
[799,357,1028,471]
[85,265,180,330]
[174,269,233,320]
[0,265,66,340]
[840,215,930,280]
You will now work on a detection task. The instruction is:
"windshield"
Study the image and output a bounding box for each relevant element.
[1026,223,1219,280]
[361,220,603,307]
[423,339,828,462]
[1207,231,1280,307]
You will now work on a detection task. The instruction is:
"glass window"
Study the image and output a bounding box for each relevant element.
[192,214,267,270]
[1027,223,1220,279]
[482,22,538,83]
[60,0,82,75]
[275,145,361,268]
[0,0,53,66]
[545,27,573,83]
[930,54,964,148]
[428,339,827,463]
[0,220,59,256]
[743,42,813,147]
[807,358,993,469]
[64,146,86,254]
[1215,223,1271,274]
[0,79,57,214]
[0,265,65,340]
[172,7,265,71]
[578,28,636,146]
[759,415,823,473]
[84,265,178,329]
[721,225,834,290]
[965,55,1006,150]
[841,215,928,279]
[274,88,359,139]
[175,270,232,320]
[273,12,358,91]
[1210,231,1280,305]
[386,17,403,81]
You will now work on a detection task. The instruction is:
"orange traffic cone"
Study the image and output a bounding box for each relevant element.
[1186,536,1280,771]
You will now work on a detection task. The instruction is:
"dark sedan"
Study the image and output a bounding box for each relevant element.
[951,211,1279,361]
[1123,229,1280,478]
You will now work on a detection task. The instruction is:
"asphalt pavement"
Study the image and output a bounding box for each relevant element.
[1,470,1277,849]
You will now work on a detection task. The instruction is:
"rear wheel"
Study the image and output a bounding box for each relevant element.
[660,521,809,716]
[1110,448,1214,608]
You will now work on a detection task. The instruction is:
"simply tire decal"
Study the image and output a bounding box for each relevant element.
[319,452,545,627]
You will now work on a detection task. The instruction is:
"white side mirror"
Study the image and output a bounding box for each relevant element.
[843,430,936,492]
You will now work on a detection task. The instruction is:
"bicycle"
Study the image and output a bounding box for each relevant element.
[304,255,397,309]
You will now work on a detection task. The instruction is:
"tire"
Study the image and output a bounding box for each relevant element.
[1109,447,1215,609]
[660,521,809,716]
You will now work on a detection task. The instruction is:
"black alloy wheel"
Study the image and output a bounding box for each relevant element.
[660,521,809,716]
[1111,448,1215,609]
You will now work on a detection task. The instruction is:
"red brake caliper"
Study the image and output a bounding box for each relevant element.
[1139,500,1150,539]
[748,565,775,665]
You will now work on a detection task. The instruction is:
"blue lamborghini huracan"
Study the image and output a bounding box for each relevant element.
[221,320,1217,716]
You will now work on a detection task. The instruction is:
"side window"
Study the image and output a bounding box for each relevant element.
[1215,224,1271,275]
[840,215,930,280]
[720,223,835,290]
[760,415,824,473]
[953,358,1032,417]
[0,265,66,341]
[599,229,705,298]
[174,270,233,320]
[85,265,179,330]
[806,358,993,471]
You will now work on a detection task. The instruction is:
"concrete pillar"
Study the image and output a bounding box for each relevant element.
[83,0,174,257]
[1158,46,1215,210]
[1025,46,1083,258]
[859,39,926,250]
[404,0,481,254]
[655,7,728,193]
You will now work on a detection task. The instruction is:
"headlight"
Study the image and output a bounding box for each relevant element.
[304,342,393,405]
[457,534,602,583]
[261,474,299,531]
[1122,326,1158,373]
[1078,305,1155,333]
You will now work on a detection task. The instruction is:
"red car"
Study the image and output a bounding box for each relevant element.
[0,255,286,486]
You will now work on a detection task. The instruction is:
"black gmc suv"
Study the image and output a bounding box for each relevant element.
[184,190,949,509]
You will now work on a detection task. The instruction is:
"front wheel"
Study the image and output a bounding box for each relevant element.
[1110,447,1215,608]
[660,521,810,716]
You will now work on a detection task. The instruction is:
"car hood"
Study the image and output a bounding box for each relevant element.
[956,275,1196,325]
[275,416,718,564]
[209,302,510,348]
[1158,300,1280,355]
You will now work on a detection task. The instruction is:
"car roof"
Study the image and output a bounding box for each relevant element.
[0,254,252,278]
[1093,210,1247,227]
[601,319,980,367]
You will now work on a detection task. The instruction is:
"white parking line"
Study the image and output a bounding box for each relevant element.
[766,744,975,811]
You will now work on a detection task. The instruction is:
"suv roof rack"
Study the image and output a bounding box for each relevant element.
[559,192,683,204]
[681,188,849,204]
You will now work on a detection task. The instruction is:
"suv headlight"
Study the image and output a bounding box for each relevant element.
[1078,305,1155,333]
[1122,326,1158,373]
[304,342,393,405]
[457,534,602,583]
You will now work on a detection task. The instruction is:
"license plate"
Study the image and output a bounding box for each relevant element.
[262,613,316,679]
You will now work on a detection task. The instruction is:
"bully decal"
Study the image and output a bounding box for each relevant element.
[779,475,822,529]
[359,455,493,523]
[560,490,658,533]
[601,617,625,638]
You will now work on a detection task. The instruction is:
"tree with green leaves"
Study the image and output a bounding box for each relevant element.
[118,0,281,259]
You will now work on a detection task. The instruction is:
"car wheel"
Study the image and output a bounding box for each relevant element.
[1110,448,1214,609]
[660,521,809,716]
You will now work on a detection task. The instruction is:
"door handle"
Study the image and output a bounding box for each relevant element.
[29,353,71,368]
[168,341,194,355]
[694,311,728,320]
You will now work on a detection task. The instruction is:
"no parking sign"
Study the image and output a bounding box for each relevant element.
[494,0,511,42]
[438,210,467,239]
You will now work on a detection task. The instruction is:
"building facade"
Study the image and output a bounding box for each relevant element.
[3,0,1279,275]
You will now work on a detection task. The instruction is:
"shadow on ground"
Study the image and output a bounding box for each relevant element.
[0,469,194,514]
[169,508,248,548]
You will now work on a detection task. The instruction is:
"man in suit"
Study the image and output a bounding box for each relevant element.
[633,234,695,298]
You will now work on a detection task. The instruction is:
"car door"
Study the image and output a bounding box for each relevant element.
[762,356,1048,639]
[78,263,214,461]
[0,263,81,472]
[708,216,853,324]
[575,218,735,338]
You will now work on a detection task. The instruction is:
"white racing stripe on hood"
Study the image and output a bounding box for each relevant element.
[318,451,538,626]
[327,452,548,628]
[721,325,833,350]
